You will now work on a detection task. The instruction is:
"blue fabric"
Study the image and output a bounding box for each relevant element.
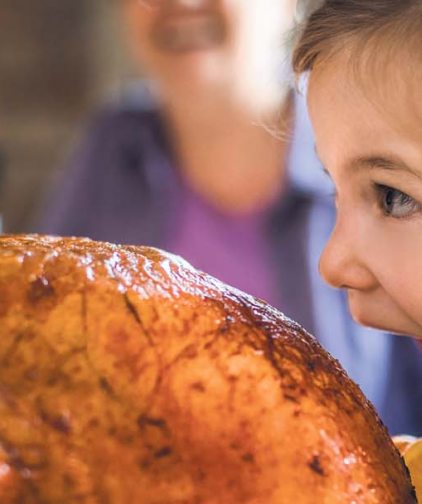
[36,86,422,436]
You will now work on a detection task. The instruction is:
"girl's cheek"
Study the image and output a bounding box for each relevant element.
[370,221,422,290]
[362,221,400,273]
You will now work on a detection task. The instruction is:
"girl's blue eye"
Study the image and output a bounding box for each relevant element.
[375,184,421,218]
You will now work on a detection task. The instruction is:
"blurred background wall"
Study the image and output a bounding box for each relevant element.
[0,0,133,232]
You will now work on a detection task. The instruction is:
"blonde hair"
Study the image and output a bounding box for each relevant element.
[293,0,422,74]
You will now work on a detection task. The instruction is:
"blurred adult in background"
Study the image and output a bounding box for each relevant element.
[36,0,422,435]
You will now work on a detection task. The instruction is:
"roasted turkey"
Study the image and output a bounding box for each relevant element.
[0,235,415,503]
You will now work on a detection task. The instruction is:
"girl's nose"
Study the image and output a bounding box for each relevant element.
[319,218,377,292]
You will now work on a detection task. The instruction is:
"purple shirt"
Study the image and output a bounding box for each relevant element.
[168,181,281,307]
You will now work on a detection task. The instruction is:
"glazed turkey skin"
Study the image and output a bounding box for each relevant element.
[0,235,415,504]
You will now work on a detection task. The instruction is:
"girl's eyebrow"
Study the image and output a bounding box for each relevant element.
[313,146,421,180]
[350,155,422,179]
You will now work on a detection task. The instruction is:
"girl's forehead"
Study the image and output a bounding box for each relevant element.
[311,40,422,142]
[307,48,422,182]
[358,50,422,138]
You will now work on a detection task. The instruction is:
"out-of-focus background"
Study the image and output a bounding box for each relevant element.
[0,0,134,232]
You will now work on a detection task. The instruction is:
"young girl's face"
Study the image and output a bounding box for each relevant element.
[308,53,422,339]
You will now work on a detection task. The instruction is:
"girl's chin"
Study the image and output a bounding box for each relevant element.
[348,294,422,339]
[352,313,422,339]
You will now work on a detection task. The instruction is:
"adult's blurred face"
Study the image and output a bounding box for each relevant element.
[123,0,297,108]
[137,0,226,54]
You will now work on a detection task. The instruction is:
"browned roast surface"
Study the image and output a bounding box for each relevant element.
[0,235,415,503]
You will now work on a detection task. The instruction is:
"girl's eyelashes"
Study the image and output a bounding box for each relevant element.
[374,183,422,219]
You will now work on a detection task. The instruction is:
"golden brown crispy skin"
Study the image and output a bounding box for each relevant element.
[0,235,416,503]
